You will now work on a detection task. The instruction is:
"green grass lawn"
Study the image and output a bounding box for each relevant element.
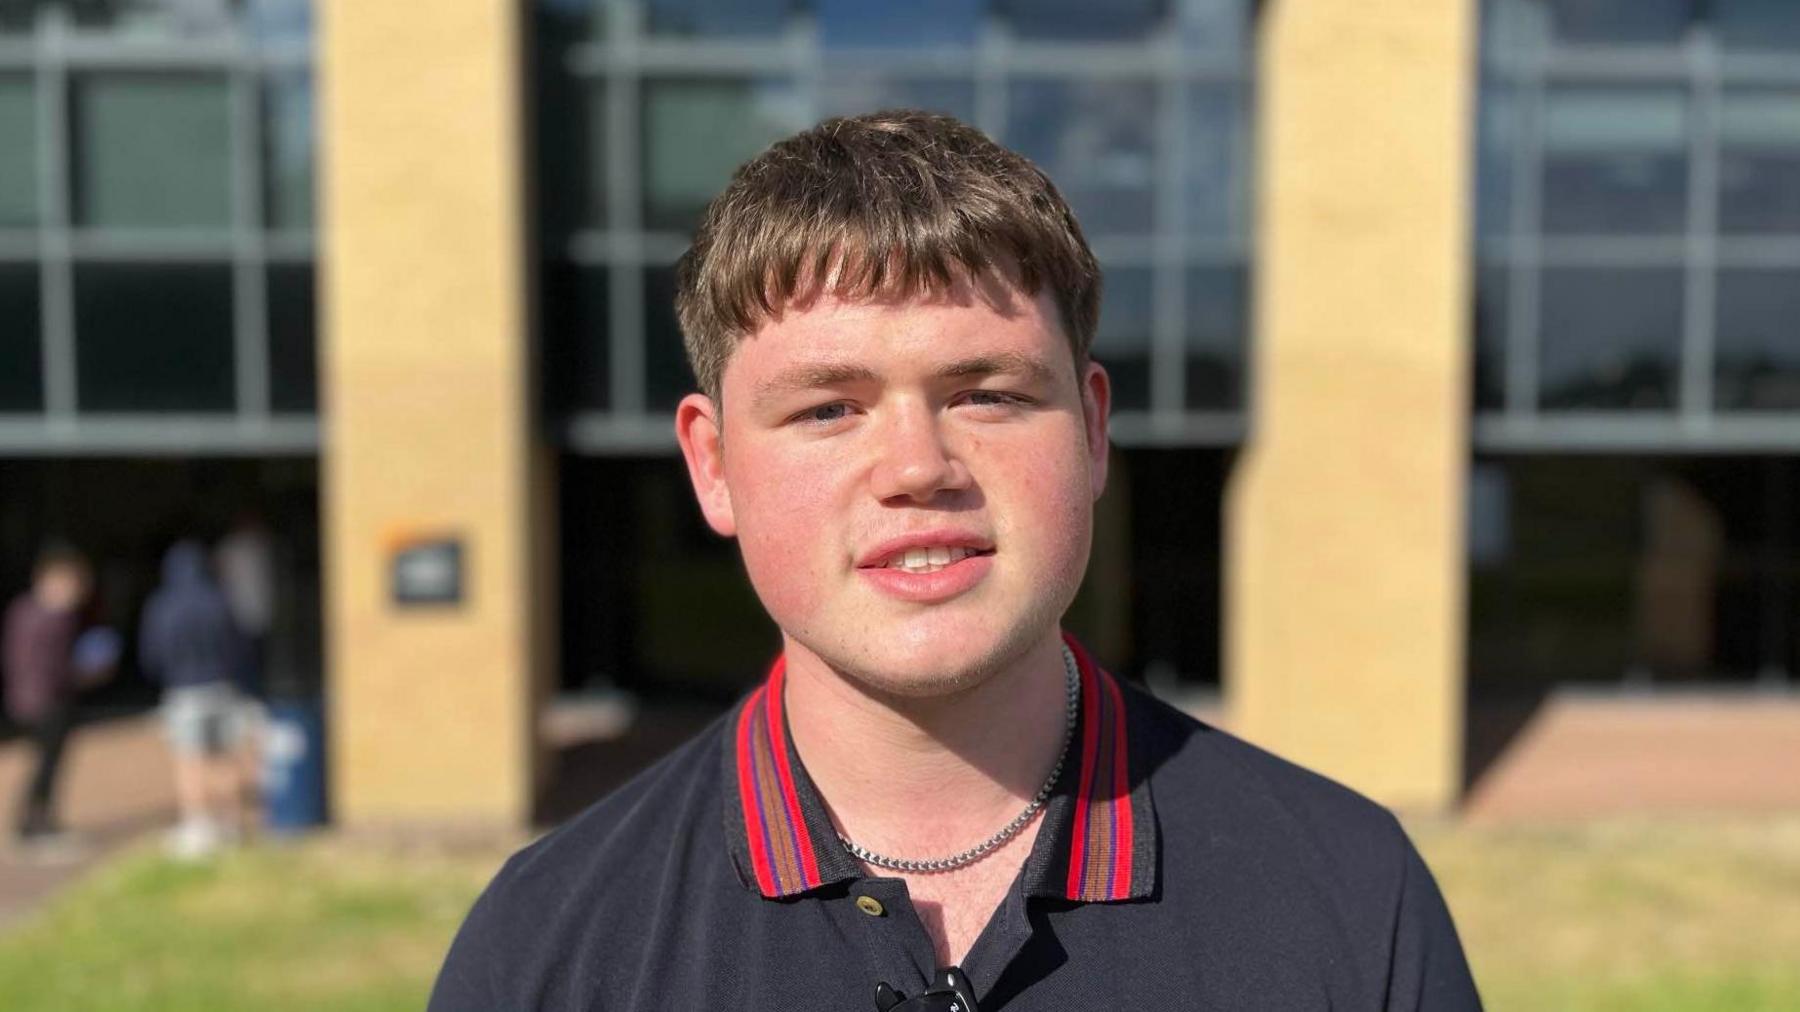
[0,817,1797,1010]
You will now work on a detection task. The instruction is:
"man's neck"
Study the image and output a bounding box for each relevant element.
[782,632,1070,863]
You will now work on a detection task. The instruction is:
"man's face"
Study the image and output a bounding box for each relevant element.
[676,273,1110,697]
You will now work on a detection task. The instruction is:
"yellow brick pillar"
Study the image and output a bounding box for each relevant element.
[320,0,549,825]
[1227,0,1475,811]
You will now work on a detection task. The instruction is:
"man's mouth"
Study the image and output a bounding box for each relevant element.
[868,546,996,575]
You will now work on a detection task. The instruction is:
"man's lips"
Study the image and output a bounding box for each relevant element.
[854,530,996,570]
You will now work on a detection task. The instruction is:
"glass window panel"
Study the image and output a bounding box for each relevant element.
[264,72,315,230]
[1179,0,1247,52]
[1542,87,1688,235]
[1094,266,1152,412]
[644,265,691,411]
[267,262,316,413]
[74,75,232,230]
[1475,79,1517,240]
[69,0,238,38]
[0,262,42,412]
[818,0,981,48]
[1473,264,1508,411]
[246,0,313,46]
[0,76,37,228]
[818,76,976,123]
[535,69,602,234]
[1539,267,1683,411]
[0,3,33,33]
[1005,0,1164,42]
[1719,90,1800,236]
[1184,265,1243,410]
[544,260,611,413]
[1548,0,1693,46]
[75,262,234,413]
[1714,0,1800,52]
[538,0,601,45]
[1186,84,1246,239]
[1716,269,1800,412]
[1008,78,1158,237]
[641,78,806,233]
[645,0,790,38]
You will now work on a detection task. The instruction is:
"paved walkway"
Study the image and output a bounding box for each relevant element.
[0,715,175,929]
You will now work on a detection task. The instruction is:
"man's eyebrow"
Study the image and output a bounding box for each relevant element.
[935,352,1059,385]
[751,363,879,409]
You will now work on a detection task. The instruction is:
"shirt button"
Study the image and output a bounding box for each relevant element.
[855,895,885,917]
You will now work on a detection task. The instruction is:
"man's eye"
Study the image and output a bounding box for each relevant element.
[964,390,1026,407]
[798,403,850,425]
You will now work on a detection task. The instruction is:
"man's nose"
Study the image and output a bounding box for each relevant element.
[869,407,971,503]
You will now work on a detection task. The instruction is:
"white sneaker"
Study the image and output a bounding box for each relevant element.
[165,819,220,861]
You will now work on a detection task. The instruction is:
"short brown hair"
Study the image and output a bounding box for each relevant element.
[675,109,1102,403]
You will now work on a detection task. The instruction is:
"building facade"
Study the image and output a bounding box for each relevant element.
[1,0,1794,824]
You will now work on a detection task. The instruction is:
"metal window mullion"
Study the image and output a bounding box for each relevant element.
[231,49,270,419]
[1679,35,1720,423]
[38,9,76,424]
[1503,48,1545,419]
[607,1,644,416]
[1150,39,1186,425]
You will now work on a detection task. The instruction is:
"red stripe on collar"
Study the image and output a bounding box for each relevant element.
[1062,632,1138,901]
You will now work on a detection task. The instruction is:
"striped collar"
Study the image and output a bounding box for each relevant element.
[720,632,1157,903]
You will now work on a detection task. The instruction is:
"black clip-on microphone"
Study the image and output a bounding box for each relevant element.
[874,966,980,1012]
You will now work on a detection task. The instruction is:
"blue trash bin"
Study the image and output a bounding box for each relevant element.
[263,698,326,831]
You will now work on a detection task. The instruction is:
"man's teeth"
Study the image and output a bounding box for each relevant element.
[886,546,977,574]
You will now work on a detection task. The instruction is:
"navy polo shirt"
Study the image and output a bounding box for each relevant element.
[430,636,1482,1010]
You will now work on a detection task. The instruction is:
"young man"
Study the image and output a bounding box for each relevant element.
[431,110,1481,1010]
[3,543,94,846]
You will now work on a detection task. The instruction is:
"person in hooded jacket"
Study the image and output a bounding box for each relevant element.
[140,540,248,859]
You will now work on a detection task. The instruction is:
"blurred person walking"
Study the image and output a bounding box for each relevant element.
[2,543,98,849]
[216,513,276,817]
[140,540,247,859]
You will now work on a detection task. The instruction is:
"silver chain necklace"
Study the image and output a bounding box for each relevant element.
[837,645,1081,875]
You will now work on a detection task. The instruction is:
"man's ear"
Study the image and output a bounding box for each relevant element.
[1080,360,1112,500]
[675,393,737,537]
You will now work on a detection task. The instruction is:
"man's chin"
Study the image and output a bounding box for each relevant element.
[807,621,1051,702]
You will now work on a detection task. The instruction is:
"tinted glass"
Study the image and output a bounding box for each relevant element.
[644,265,691,411]
[1179,0,1247,52]
[0,3,32,33]
[1094,266,1152,412]
[645,0,789,38]
[264,72,315,230]
[69,0,239,38]
[1474,79,1517,239]
[818,0,980,48]
[1185,265,1243,410]
[1539,267,1683,411]
[543,260,611,412]
[246,0,312,45]
[641,78,805,232]
[1714,0,1800,52]
[1548,0,1693,46]
[1186,84,1246,239]
[268,262,317,413]
[1718,90,1800,236]
[1542,87,1687,235]
[1472,265,1508,411]
[1008,78,1158,237]
[0,262,42,412]
[74,75,232,229]
[75,262,234,412]
[819,76,976,123]
[1715,269,1800,411]
[1006,0,1164,42]
[0,76,36,228]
